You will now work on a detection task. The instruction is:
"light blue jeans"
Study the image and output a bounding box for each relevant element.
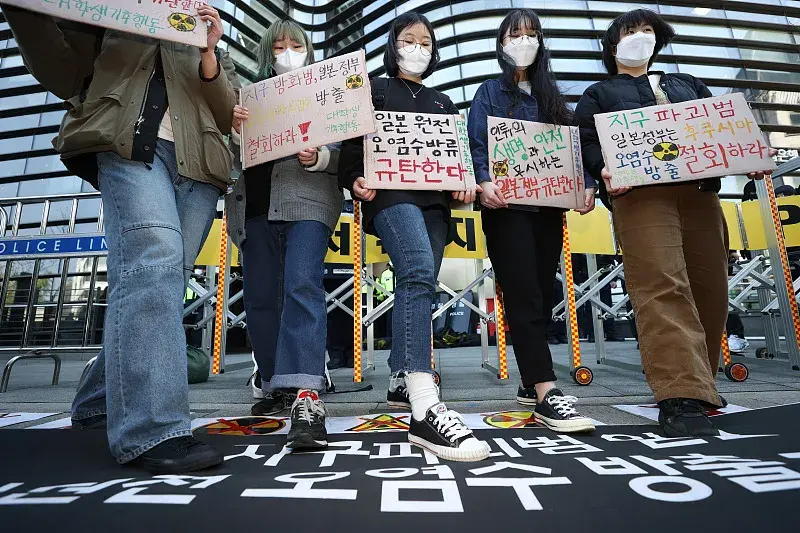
[241,217,331,392]
[71,140,220,464]
[372,204,448,374]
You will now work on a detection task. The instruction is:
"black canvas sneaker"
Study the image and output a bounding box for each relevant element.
[251,392,290,416]
[516,385,537,406]
[408,403,490,462]
[534,388,595,433]
[287,390,328,450]
[658,398,719,437]
[130,436,223,474]
[387,372,411,409]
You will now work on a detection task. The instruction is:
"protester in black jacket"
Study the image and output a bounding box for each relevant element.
[576,9,772,438]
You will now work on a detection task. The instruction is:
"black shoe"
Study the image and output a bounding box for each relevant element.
[408,403,490,462]
[547,336,561,345]
[130,436,223,474]
[516,385,537,406]
[702,394,728,412]
[534,388,595,433]
[71,414,107,430]
[387,372,411,408]
[251,392,289,416]
[327,348,346,370]
[658,398,719,437]
[287,390,328,450]
[555,334,568,344]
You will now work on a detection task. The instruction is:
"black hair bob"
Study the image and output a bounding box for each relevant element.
[601,9,676,75]
[496,9,572,127]
[383,11,440,79]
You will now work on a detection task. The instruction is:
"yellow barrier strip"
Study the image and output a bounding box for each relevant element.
[352,201,363,383]
[562,213,582,370]
[212,215,228,375]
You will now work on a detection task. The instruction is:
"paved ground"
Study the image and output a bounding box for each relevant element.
[2,340,798,428]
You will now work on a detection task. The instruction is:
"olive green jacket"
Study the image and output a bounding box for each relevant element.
[3,7,239,190]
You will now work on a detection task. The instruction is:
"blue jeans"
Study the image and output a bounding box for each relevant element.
[373,204,448,374]
[71,140,219,464]
[241,217,331,392]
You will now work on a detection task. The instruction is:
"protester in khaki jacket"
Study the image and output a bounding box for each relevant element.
[5,5,239,474]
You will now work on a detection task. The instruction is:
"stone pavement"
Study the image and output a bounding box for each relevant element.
[1,341,799,428]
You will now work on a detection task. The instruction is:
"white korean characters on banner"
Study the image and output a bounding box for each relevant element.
[240,50,376,169]
[0,0,209,47]
[488,116,585,209]
[595,93,776,188]
[364,111,476,191]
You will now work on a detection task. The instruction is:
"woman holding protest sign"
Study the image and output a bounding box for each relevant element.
[339,12,488,462]
[5,5,238,472]
[227,20,343,451]
[467,9,597,434]
[575,9,773,437]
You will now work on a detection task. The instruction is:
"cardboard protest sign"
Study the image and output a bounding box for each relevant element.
[364,111,476,191]
[488,117,584,209]
[0,0,209,47]
[240,50,375,169]
[595,93,775,188]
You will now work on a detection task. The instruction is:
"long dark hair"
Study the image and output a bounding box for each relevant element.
[383,12,440,79]
[497,9,571,126]
[601,9,675,75]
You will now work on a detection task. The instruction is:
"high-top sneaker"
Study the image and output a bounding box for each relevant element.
[534,388,595,433]
[408,403,490,462]
[287,390,328,450]
[387,372,411,409]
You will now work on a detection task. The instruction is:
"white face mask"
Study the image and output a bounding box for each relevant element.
[274,48,308,75]
[615,32,656,67]
[502,35,540,67]
[397,44,432,76]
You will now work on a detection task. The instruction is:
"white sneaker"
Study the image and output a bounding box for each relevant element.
[250,352,264,400]
[728,335,749,354]
[408,403,490,462]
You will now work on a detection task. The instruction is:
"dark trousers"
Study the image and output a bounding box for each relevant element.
[726,312,745,338]
[483,208,563,387]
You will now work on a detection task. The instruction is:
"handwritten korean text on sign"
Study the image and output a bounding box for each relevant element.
[240,50,376,168]
[0,0,208,47]
[364,111,476,191]
[596,93,775,188]
[488,117,584,209]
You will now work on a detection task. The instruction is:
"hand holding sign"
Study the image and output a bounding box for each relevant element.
[601,167,630,198]
[748,148,778,181]
[477,181,508,210]
[197,5,222,51]
[232,105,249,135]
[353,177,376,202]
[298,148,318,167]
[575,187,597,215]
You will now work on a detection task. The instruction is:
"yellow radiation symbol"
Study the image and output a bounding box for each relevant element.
[168,12,197,32]
[492,159,509,178]
[194,416,286,436]
[346,74,364,89]
[482,411,540,429]
[347,414,410,432]
[653,142,680,161]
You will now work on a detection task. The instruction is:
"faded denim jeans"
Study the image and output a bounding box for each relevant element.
[241,217,331,392]
[71,140,220,463]
[372,204,448,374]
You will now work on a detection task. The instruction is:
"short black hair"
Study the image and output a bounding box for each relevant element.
[601,9,676,75]
[383,12,440,79]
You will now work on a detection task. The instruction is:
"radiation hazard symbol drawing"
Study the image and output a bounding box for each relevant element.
[346,74,364,89]
[194,416,286,436]
[347,414,410,432]
[492,159,509,178]
[168,13,197,33]
[652,142,680,161]
[482,411,542,429]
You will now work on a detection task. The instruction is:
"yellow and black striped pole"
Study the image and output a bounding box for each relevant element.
[212,215,228,375]
[352,201,363,383]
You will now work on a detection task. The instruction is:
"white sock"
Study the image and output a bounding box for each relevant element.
[405,372,440,421]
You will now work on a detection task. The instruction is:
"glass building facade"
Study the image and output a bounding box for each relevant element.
[0,0,799,348]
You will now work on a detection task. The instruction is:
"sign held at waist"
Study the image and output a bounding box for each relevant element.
[596,93,775,188]
[364,111,476,191]
[488,116,585,209]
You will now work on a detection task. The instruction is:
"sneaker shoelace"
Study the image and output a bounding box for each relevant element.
[547,395,580,418]
[296,395,326,426]
[433,408,473,441]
